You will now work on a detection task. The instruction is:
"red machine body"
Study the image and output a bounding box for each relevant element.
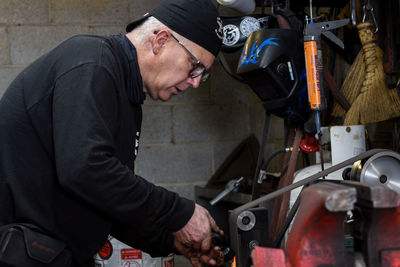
[251,181,400,267]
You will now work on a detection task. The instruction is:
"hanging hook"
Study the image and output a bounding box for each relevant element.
[362,1,378,33]
[350,0,357,27]
[270,0,276,16]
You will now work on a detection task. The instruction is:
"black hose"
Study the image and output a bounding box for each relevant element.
[251,147,290,200]
[262,148,289,171]
[251,113,271,200]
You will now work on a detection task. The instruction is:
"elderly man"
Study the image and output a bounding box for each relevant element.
[0,0,225,266]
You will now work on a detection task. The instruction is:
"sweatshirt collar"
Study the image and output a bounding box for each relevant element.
[115,34,145,105]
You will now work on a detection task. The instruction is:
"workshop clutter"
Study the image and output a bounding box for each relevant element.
[226,148,400,267]
[94,237,173,267]
[200,0,400,266]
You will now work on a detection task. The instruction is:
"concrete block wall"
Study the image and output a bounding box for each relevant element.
[0,0,285,265]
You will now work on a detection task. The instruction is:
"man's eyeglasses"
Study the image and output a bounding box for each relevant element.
[154,31,209,82]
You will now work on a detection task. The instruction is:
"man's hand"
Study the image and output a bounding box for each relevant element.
[173,204,224,266]
[188,246,225,267]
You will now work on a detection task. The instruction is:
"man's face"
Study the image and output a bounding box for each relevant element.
[144,33,215,101]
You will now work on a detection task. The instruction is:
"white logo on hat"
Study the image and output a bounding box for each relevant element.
[215,17,224,40]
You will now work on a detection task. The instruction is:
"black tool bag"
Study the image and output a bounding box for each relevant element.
[0,224,72,266]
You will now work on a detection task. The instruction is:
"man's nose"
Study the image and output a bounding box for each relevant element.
[188,75,202,88]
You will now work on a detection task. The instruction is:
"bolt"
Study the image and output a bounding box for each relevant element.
[242,216,250,225]
[248,240,259,250]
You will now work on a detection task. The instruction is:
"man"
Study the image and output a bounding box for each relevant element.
[0,0,225,266]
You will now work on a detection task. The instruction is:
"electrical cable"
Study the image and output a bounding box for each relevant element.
[251,146,291,200]
[251,112,271,200]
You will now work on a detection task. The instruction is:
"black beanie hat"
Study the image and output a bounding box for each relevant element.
[126,0,223,56]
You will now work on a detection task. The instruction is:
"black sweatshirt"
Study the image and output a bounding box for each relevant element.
[0,34,194,265]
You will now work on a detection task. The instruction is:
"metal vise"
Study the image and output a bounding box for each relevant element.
[251,181,400,266]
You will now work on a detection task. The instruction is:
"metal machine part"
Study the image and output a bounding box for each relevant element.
[211,232,235,262]
[251,180,400,267]
[209,177,244,206]
[234,207,269,267]
[341,180,400,267]
[285,182,357,266]
[229,149,387,267]
[237,210,256,231]
[360,151,400,193]
[349,151,400,194]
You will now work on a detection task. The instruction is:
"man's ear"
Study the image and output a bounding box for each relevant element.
[152,30,170,54]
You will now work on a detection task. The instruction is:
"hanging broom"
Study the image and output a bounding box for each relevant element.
[344,21,400,125]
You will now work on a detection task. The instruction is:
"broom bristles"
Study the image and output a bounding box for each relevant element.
[332,50,365,117]
[344,66,400,124]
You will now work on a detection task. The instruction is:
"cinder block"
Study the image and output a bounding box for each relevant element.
[0,0,48,25]
[174,184,197,200]
[173,104,250,143]
[249,103,264,141]
[141,80,211,104]
[168,79,211,103]
[90,26,125,36]
[0,67,24,98]
[141,105,172,144]
[249,104,284,141]
[10,26,90,65]
[135,144,212,184]
[213,141,241,173]
[143,97,159,105]
[268,115,284,139]
[131,0,161,18]
[212,63,252,104]
[0,27,9,65]
[49,0,131,25]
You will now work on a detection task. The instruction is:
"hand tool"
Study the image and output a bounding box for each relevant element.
[210,177,244,206]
